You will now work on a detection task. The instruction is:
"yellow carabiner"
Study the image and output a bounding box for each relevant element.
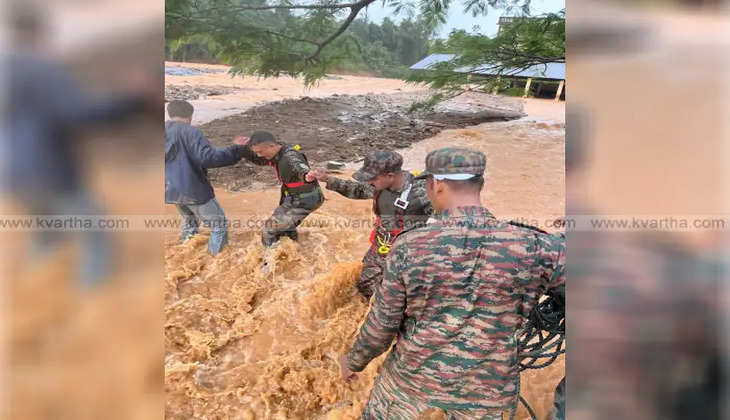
[376,235,390,254]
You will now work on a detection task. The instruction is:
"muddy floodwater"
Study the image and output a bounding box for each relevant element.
[163,61,565,419]
[164,75,565,419]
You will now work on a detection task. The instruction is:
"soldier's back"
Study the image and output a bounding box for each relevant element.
[385,205,565,412]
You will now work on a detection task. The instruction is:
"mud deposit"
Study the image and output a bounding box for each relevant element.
[202,92,525,191]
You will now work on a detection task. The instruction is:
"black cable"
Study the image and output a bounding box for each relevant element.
[512,290,565,419]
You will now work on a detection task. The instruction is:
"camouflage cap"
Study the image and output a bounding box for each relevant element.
[352,150,403,182]
[415,147,486,180]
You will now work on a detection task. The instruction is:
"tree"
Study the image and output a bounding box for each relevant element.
[165,0,533,85]
[380,16,397,51]
[366,22,383,44]
[166,33,222,62]
[428,38,451,54]
[407,10,565,109]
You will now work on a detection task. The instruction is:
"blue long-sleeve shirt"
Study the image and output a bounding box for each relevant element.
[165,120,245,205]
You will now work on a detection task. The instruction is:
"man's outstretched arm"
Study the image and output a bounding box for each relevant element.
[325,176,376,199]
[190,130,247,168]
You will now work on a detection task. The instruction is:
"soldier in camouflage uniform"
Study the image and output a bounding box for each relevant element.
[340,147,566,420]
[311,150,432,299]
[235,131,323,246]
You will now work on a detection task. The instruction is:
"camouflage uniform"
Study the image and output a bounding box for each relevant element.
[345,148,566,419]
[240,139,323,246]
[325,151,432,298]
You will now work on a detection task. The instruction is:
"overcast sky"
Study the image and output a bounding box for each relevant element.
[360,0,565,38]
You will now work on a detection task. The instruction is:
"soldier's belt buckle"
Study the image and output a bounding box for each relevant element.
[394,198,409,210]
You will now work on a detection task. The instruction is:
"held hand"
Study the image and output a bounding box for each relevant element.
[233,135,249,146]
[304,171,317,183]
[339,354,358,383]
[310,168,328,182]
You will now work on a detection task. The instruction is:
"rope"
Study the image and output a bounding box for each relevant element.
[509,395,539,420]
[510,289,565,420]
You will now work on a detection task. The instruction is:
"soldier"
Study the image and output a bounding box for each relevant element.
[234,130,323,247]
[310,150,431,299]
[339,147,566,419]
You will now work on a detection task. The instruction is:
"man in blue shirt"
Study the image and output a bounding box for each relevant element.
[165,100,248,255]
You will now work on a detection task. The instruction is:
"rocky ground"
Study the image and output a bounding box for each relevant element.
[202,91,526,191]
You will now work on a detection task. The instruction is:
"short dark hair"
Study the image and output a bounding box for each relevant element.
[167,100,194,119]
[248,130,278,146]
[442,175,485,192]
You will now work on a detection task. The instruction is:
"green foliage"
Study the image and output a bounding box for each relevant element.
[409,92,446,112]
[407,10,564,106]
[165,0,533,84]
[501,87,526,97]
[166,34,222,62]
[428,38,452,54]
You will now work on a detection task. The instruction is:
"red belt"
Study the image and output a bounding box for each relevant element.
[369,216,403,244]
[270,162,306,189]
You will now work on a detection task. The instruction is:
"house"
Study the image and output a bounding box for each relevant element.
[410,53,565,101]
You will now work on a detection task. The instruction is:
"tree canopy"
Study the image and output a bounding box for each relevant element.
[165,0,534,84]
[408,10,564,107]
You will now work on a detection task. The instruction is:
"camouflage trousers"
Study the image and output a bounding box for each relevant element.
[262,189,323,247]
[358,243,386,299]
[362,368,505,420]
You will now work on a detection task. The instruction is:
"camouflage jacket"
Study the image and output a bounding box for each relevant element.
[240,143,319,194]
[345,206,566,412]
[326,172,432,239]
